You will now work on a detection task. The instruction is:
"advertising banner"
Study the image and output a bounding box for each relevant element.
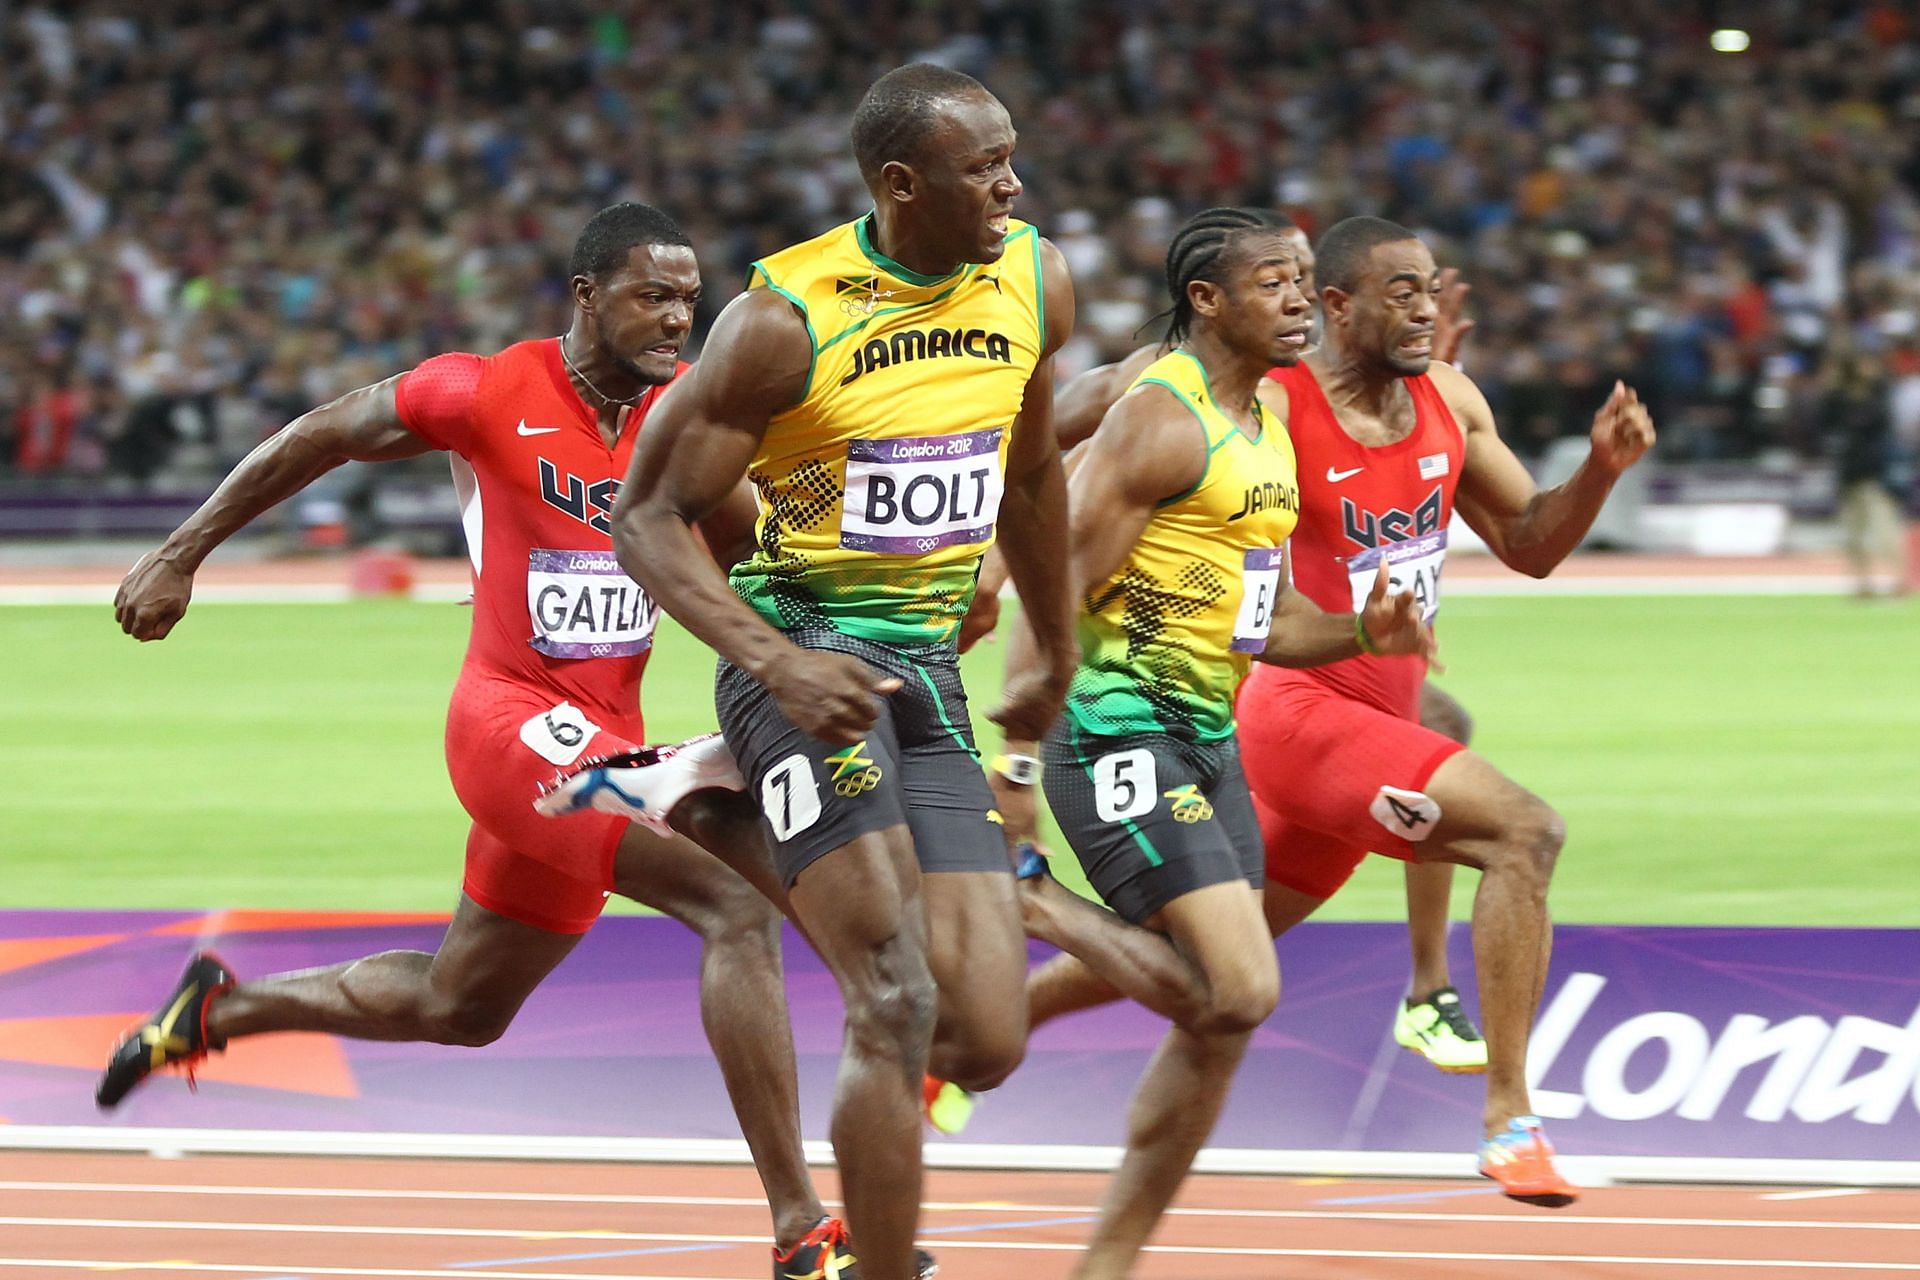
[1,911,1914,1167]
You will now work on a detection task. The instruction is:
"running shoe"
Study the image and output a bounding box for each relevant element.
[534,731,745,835]
[1477,1115,1578,1208]
[922,1074,977,1136]
[96,952,234,1109]
[773,1217,938,1279]
[1393,986,1488,1073]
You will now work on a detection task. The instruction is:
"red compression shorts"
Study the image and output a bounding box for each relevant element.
[1235,670,1467,900]
[444,670,643,934]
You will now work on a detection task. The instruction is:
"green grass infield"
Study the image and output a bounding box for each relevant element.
[2,593,1913,926]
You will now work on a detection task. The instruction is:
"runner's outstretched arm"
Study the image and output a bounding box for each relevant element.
[1442,369,1655,578]
[611,292,899,747]
[117,375,431,641]
[986,238,1080,742]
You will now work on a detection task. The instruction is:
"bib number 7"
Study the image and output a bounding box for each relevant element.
[1093,748,1158,823]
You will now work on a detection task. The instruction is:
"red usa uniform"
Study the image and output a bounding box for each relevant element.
[396,338,683,933]
[1236,362,1470,899]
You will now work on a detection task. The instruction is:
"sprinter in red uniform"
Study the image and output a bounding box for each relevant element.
[98,204,891,1278]
[1231,217,1652,1203]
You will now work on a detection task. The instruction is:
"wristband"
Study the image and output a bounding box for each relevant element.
[1354,612,1381,656]
[991,752,1042,786]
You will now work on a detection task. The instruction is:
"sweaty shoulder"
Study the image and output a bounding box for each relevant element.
[699,287,813,413]
[1033,235,1075,355]
[1095,379,1207,504]
[394,351,485,452]
[1421,360,1492,433]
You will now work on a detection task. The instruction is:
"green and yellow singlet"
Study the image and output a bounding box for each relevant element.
[730,213,1047,648]
[1063,350,1302,741]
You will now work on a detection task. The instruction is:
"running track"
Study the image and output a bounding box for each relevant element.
[2,1152,1916,1277]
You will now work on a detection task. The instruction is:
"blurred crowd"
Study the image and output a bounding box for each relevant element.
[2,0,1917,507]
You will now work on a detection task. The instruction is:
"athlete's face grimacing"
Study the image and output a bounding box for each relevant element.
[586,243,702,385]
[1341,239,1442,376]
[913,92,1023,265]
[1201,234,1313,367]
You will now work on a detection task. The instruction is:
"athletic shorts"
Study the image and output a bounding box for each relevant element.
[1041,722,1263,925]
[445,669,641,935]
[1235,669,1467,901]
[714,630,1008,888]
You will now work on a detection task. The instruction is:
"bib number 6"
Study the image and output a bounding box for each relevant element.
[1093,748,1157,823]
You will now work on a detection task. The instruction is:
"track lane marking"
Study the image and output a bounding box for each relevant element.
[4,1218,1920,1270]
[3,1187,1915,1231]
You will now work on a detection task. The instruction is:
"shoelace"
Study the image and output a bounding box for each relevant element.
[1430,994,1484,1042]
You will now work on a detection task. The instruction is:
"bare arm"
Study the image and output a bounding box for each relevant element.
[1442,366,1655,578]
[1051,343,1160,451]
[997,382,1205,753]
[1258,554,1433,668]
[695,479,763,571]
[116,375,431,640]
[610,290,898,744]
[985,238,1082,741]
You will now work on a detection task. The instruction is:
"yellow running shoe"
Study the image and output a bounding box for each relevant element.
[922,1075,976,1135]
[1393,986,1488,1074]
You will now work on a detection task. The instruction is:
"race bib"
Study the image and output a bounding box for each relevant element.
[1347,530,1446,623]
[840,428,1004,553]
[526,548,658,659]
[1231,547,1285,653]
[518,700,601,766]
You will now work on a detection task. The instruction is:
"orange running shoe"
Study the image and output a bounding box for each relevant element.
[1477,1116,1578,1208]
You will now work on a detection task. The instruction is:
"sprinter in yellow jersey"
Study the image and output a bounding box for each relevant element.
[993,209,1432,1280]
[613,64,1077,1280]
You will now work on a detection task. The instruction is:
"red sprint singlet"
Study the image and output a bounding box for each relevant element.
[395,338,685,932]
[1263,361,1464,717]
[1236,361,1469,900]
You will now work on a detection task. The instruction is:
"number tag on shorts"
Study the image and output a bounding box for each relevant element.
[840,428,1004,553]
[519,701,601,766]
[1093,748,1158,823]
[760,753,823,842]
[1370,783,1441,841]
[1347,530,1446,623]
[526,548,659,659]
[1231,547,1285,653]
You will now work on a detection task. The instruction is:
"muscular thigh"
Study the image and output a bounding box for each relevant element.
[1237,675,1465,865]
[447,675,645,935]
[1041,726,1263,926]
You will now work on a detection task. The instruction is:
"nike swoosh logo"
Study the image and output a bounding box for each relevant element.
[1326,466,1364,482]
[516,420,561,436]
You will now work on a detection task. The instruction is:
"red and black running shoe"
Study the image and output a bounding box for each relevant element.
[96,952,234,1110]
[773,1216,938,1279]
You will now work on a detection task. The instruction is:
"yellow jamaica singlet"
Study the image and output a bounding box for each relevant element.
[730,212,1047,648]
[1064,350,1302,741]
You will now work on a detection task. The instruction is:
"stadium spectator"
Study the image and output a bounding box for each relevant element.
[2,0,1917,513]
[1825,347,1913,595]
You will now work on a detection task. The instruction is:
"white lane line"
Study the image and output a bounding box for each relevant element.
[0,1249,1913,1275]
[2,1187,1916,1232]
[1760,1189,1869,1202]
[4,1217,1920,1270]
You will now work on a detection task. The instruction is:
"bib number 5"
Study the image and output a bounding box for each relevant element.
[1093,748,1158,823]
